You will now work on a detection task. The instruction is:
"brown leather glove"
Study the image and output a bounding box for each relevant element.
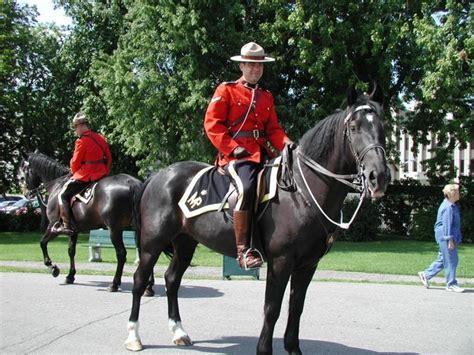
[233,146,250,159]
[285,140,297,150]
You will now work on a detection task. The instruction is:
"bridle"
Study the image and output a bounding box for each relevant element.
[296,104,386,229]
[343,104,386,166]
[19,162,53,207]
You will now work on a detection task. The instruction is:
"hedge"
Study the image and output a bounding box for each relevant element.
[0,210,42,232]
[376,176,473,243]
[339,197,382,242]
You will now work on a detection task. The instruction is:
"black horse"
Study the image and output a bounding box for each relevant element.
[18,152,148,293]
[125,86,390,353]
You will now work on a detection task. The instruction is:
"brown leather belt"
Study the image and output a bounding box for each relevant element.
[231,130,264,139]
[82,159,106,164]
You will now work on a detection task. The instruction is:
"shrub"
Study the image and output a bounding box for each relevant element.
[374,179,441,236]
[459,176,474,243]
[411,207,437,241]
[0,213,14,232]
[339,197,382,242]
[410,176,473,243]
[0,210,41,232]
[12,209,42,232]
[461,209,474,243]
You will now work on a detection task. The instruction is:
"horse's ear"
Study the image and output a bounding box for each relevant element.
[347,86,358,106]
[369,83,384,105]
[34,148,40,154]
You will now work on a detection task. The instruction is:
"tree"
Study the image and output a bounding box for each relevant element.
[57,0,139,176]
[399,1,472,179]
[3,0,471,188]
[78,1,472,177]
[89,1,249,173]
[0,1,74,193]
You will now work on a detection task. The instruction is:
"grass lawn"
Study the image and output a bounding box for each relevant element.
[0,232,473,278]
[318,239,474,278]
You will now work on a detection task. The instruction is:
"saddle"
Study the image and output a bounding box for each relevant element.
[178,156,282,219]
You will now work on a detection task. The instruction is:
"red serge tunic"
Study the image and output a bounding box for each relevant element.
[70,130,112,182]
[204,77,289,166]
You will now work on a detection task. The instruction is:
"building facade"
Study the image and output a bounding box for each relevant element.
[390,129,473,183]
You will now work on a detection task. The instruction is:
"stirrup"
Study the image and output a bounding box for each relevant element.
[51,221,74,236]
[241,248,264,270]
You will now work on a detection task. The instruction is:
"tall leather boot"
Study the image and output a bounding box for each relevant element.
[234,210,263,270]
[52,204,74,236]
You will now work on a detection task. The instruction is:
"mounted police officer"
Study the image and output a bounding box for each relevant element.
[51,112,112,236]
[204,42,293,270]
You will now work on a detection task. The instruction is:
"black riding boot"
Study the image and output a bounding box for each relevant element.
[51,204,74,236]
[234,210,263,270]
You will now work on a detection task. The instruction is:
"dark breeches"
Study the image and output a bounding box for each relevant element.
[58,179,88,205]
[226,160,261,211]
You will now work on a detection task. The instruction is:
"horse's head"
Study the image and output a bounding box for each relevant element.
[18,153,42,198]
[344,85,390,198]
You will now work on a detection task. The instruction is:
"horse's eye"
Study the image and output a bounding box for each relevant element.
[350,125,356,132]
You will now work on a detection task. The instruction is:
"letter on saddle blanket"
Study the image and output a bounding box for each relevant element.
[178,156,281,218]
[71,182,98,205]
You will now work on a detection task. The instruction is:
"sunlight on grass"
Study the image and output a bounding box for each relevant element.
[0,232,473,278]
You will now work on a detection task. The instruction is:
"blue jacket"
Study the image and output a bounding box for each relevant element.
[434,198,462,244]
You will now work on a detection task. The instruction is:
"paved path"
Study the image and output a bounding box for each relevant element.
[0,272,473,354]
[1,260,474,286]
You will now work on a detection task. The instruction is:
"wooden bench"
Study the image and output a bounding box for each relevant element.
[88,229,139,264]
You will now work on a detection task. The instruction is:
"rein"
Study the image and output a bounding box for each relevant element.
[25,184,46,199]
[23,171,69,207]
[293,104,385,230]
[296,149,366,230]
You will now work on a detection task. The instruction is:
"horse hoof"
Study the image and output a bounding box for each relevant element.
[173,335,192,346]
[65,276,74,284]
[124,339,143,352]
[144,288,155,297]
[51,266,60,278]
[108,284,119,292]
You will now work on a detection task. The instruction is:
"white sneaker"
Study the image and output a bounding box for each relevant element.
[446,285,465,293]
[418,272,429,289]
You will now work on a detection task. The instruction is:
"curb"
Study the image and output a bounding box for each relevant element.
[1,260,473,286]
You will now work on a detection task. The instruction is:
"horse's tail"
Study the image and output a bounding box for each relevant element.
[131,174,174,259]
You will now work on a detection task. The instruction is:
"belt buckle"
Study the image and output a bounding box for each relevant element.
[253,129,259,139]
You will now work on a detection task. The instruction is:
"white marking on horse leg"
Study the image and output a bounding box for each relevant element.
[124,321,143,351]
[168,319,192,346]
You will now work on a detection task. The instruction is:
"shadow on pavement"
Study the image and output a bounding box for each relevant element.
[59,280,225,298]
[142,336,416,354]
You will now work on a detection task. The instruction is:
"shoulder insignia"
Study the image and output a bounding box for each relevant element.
[222,81,238,85]
[211,96,222,103]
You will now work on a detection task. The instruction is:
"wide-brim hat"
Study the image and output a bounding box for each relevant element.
[230,42,275,63]
[72,112,89,127]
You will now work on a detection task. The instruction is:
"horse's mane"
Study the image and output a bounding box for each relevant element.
[28,153,70,182]
[299,110,346,161]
